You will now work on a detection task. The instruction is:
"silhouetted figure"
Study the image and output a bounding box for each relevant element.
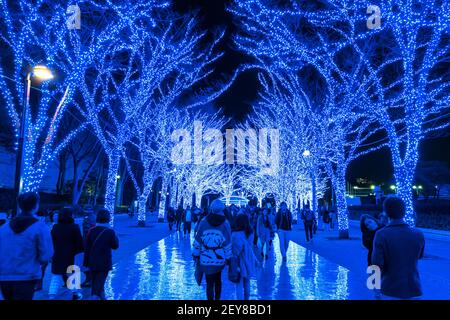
[193,200,231,300]
[275,202,292,262]
[183,205,192,237]
[301,205,315,242]
[175,206,184,232]
[0,192,53,300]
[372,196,425,299]
[167,207,175,231]
[83,209,119,300]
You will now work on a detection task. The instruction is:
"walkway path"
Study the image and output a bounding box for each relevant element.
[291,221,450,300]
[104,232,370,300]
[3,215,449,300]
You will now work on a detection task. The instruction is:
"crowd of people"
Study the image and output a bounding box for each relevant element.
[0,192,119,300]
[184,199,327,300]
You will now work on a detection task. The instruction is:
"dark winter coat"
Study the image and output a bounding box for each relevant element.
[83,225,119,271]
[51,223,84,274]
[372,220,425,298]
[275,210,292,231]
[301,208,315,224]
[175,208,184,221]
[167,208,175,222]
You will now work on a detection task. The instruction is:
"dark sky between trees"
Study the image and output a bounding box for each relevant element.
[172,0,450,184]
[0,0,448,186]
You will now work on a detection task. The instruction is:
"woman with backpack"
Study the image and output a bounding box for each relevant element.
[231,214,258,300]
[83,209,119,300]
[192,199,232,300]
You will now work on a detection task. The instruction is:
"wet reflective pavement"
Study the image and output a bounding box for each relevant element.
[104,232,370,300]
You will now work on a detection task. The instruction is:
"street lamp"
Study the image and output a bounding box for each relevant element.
[13,65,54,215]
[302,149,317,219]
[32,65,54,81]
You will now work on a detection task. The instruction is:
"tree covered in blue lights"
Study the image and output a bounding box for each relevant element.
[230,0,449,231]
[0,0,167,193]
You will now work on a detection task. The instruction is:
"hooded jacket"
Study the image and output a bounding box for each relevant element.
[0,214,54,281]
[192,213,232,275]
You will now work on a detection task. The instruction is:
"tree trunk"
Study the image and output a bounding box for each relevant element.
[394,166,416,226]
[72,151,101,206]
[137,185,151,227]
[56,152,67,196]
[158,177,168,222]
[71,159,79,205]
[93,160,103,206]
[334,165,349,239]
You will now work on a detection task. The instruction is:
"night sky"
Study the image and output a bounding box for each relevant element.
[0,0,448,185]
[173,0,450,184]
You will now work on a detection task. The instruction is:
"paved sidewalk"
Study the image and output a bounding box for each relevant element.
[104,232,363,300]
[33,214,172,300]
[2,215,449,300]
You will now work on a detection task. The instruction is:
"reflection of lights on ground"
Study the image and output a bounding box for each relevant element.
[104,232,351,300]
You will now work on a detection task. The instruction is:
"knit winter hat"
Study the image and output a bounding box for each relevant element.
[209,199,225,215]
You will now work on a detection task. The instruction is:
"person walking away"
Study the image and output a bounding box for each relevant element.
[175,206,183,232]
[232,214,258,300]
[83,209,119,300]
[51,207,84,299]
[301,204,315,242]
[0,192,53,300]
[257,208,272,259]
[167,207,175,231]
[275,202,292,262]
[372,196,425,299]
[183,206,193,237]
[377,211,389,227]
[328,209,333,229]
[192,200,232,300]
[360,214,383,266]
[81,210,96,288]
